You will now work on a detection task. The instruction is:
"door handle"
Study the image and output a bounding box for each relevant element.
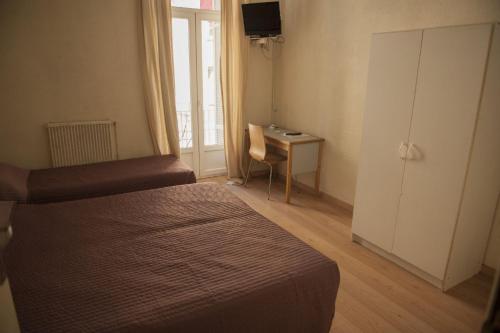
[399,142,408,160]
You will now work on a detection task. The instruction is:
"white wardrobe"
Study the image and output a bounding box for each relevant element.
[352,23,500,291]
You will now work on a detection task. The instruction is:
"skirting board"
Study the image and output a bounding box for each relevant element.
[482,264,497,278]
[246,157,353,212]
[275,174,354,213]
[352,233,446,291]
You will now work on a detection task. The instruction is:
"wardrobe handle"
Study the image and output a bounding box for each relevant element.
[399,142,408,160]
[407,143,421,161]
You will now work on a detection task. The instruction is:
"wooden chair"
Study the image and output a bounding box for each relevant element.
[244,124,287,199]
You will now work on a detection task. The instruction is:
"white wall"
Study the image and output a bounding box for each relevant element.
[273,0,500,268]
[244,0,274,126]
[245,45,273,125]
[0,0,271,170]
[1,0,497,269]
[0,0,154,168]
[273,0,500,204]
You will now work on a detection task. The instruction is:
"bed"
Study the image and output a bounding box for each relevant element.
[4,182,340,333]
[0,155,196,203]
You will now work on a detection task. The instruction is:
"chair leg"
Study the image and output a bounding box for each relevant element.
[244,159,254,187]
[268,163,273,200]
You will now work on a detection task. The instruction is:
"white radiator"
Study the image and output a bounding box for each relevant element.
[47,120,117,167]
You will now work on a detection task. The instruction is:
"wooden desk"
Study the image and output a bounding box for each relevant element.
[261,127,325,203]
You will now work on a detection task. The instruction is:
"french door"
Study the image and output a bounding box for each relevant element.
[172,8,226,177]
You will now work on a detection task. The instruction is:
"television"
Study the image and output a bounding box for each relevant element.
[242,2,281,37]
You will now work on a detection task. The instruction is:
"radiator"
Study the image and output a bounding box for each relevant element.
[47,120,117,167]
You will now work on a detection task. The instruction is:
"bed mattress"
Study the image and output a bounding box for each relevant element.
[27,155,196,203]
[4,183,340,333]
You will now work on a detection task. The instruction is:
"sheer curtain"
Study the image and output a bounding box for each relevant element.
[140,0,181,157]
[220,0,248,178]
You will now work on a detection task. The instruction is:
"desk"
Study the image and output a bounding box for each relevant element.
[261,127,325,203]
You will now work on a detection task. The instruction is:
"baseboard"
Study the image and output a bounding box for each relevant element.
[245,167,354,213]
[275,174,354,213]
[482,264,497,278]
[316,188,354,213]
[352,233,445,291]
[197,172,226,179]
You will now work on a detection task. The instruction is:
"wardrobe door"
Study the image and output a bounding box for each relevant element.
[352,30,422,251]
[392,24,492,279]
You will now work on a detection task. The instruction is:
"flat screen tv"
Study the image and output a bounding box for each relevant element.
[242,2,281,37]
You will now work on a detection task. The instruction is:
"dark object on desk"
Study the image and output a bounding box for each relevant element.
[284,132,302,136]
[5,182,340,333]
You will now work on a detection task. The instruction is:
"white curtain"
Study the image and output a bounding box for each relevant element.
[141,0,181,157]
[220,0,249,178]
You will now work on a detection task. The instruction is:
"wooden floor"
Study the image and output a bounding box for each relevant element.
[203,176,493,333]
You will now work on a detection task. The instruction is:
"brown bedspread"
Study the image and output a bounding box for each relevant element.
[5,183,340,333]
[27,155,196,203]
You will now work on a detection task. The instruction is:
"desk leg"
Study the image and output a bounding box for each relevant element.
[285,145,293,203]
[315,141,324,194]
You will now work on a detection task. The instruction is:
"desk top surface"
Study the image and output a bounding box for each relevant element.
[263,127,324,145]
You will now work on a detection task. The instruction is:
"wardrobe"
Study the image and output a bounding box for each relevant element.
[352,23,500,291]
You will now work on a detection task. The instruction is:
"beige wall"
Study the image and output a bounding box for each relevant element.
[0,0,154,168]
[244,0,274,126]
[273,0,500,266]
[1,0,497,267]
[0,0,271,169]
[245,46,273,125]
[274,0,500,204]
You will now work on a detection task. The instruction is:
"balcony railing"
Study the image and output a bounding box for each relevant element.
[176,105,224,149]
[177,108,192,149]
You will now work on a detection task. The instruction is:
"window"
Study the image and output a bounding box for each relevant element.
[171,5,225,177]
[172,0,220,10]
[172,18,193,148]
[200,19,223,146]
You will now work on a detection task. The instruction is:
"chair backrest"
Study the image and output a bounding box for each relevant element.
[248,124,266,161]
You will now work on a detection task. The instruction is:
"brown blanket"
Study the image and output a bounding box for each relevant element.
[5,183,340,333]
[27,155,196,203]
